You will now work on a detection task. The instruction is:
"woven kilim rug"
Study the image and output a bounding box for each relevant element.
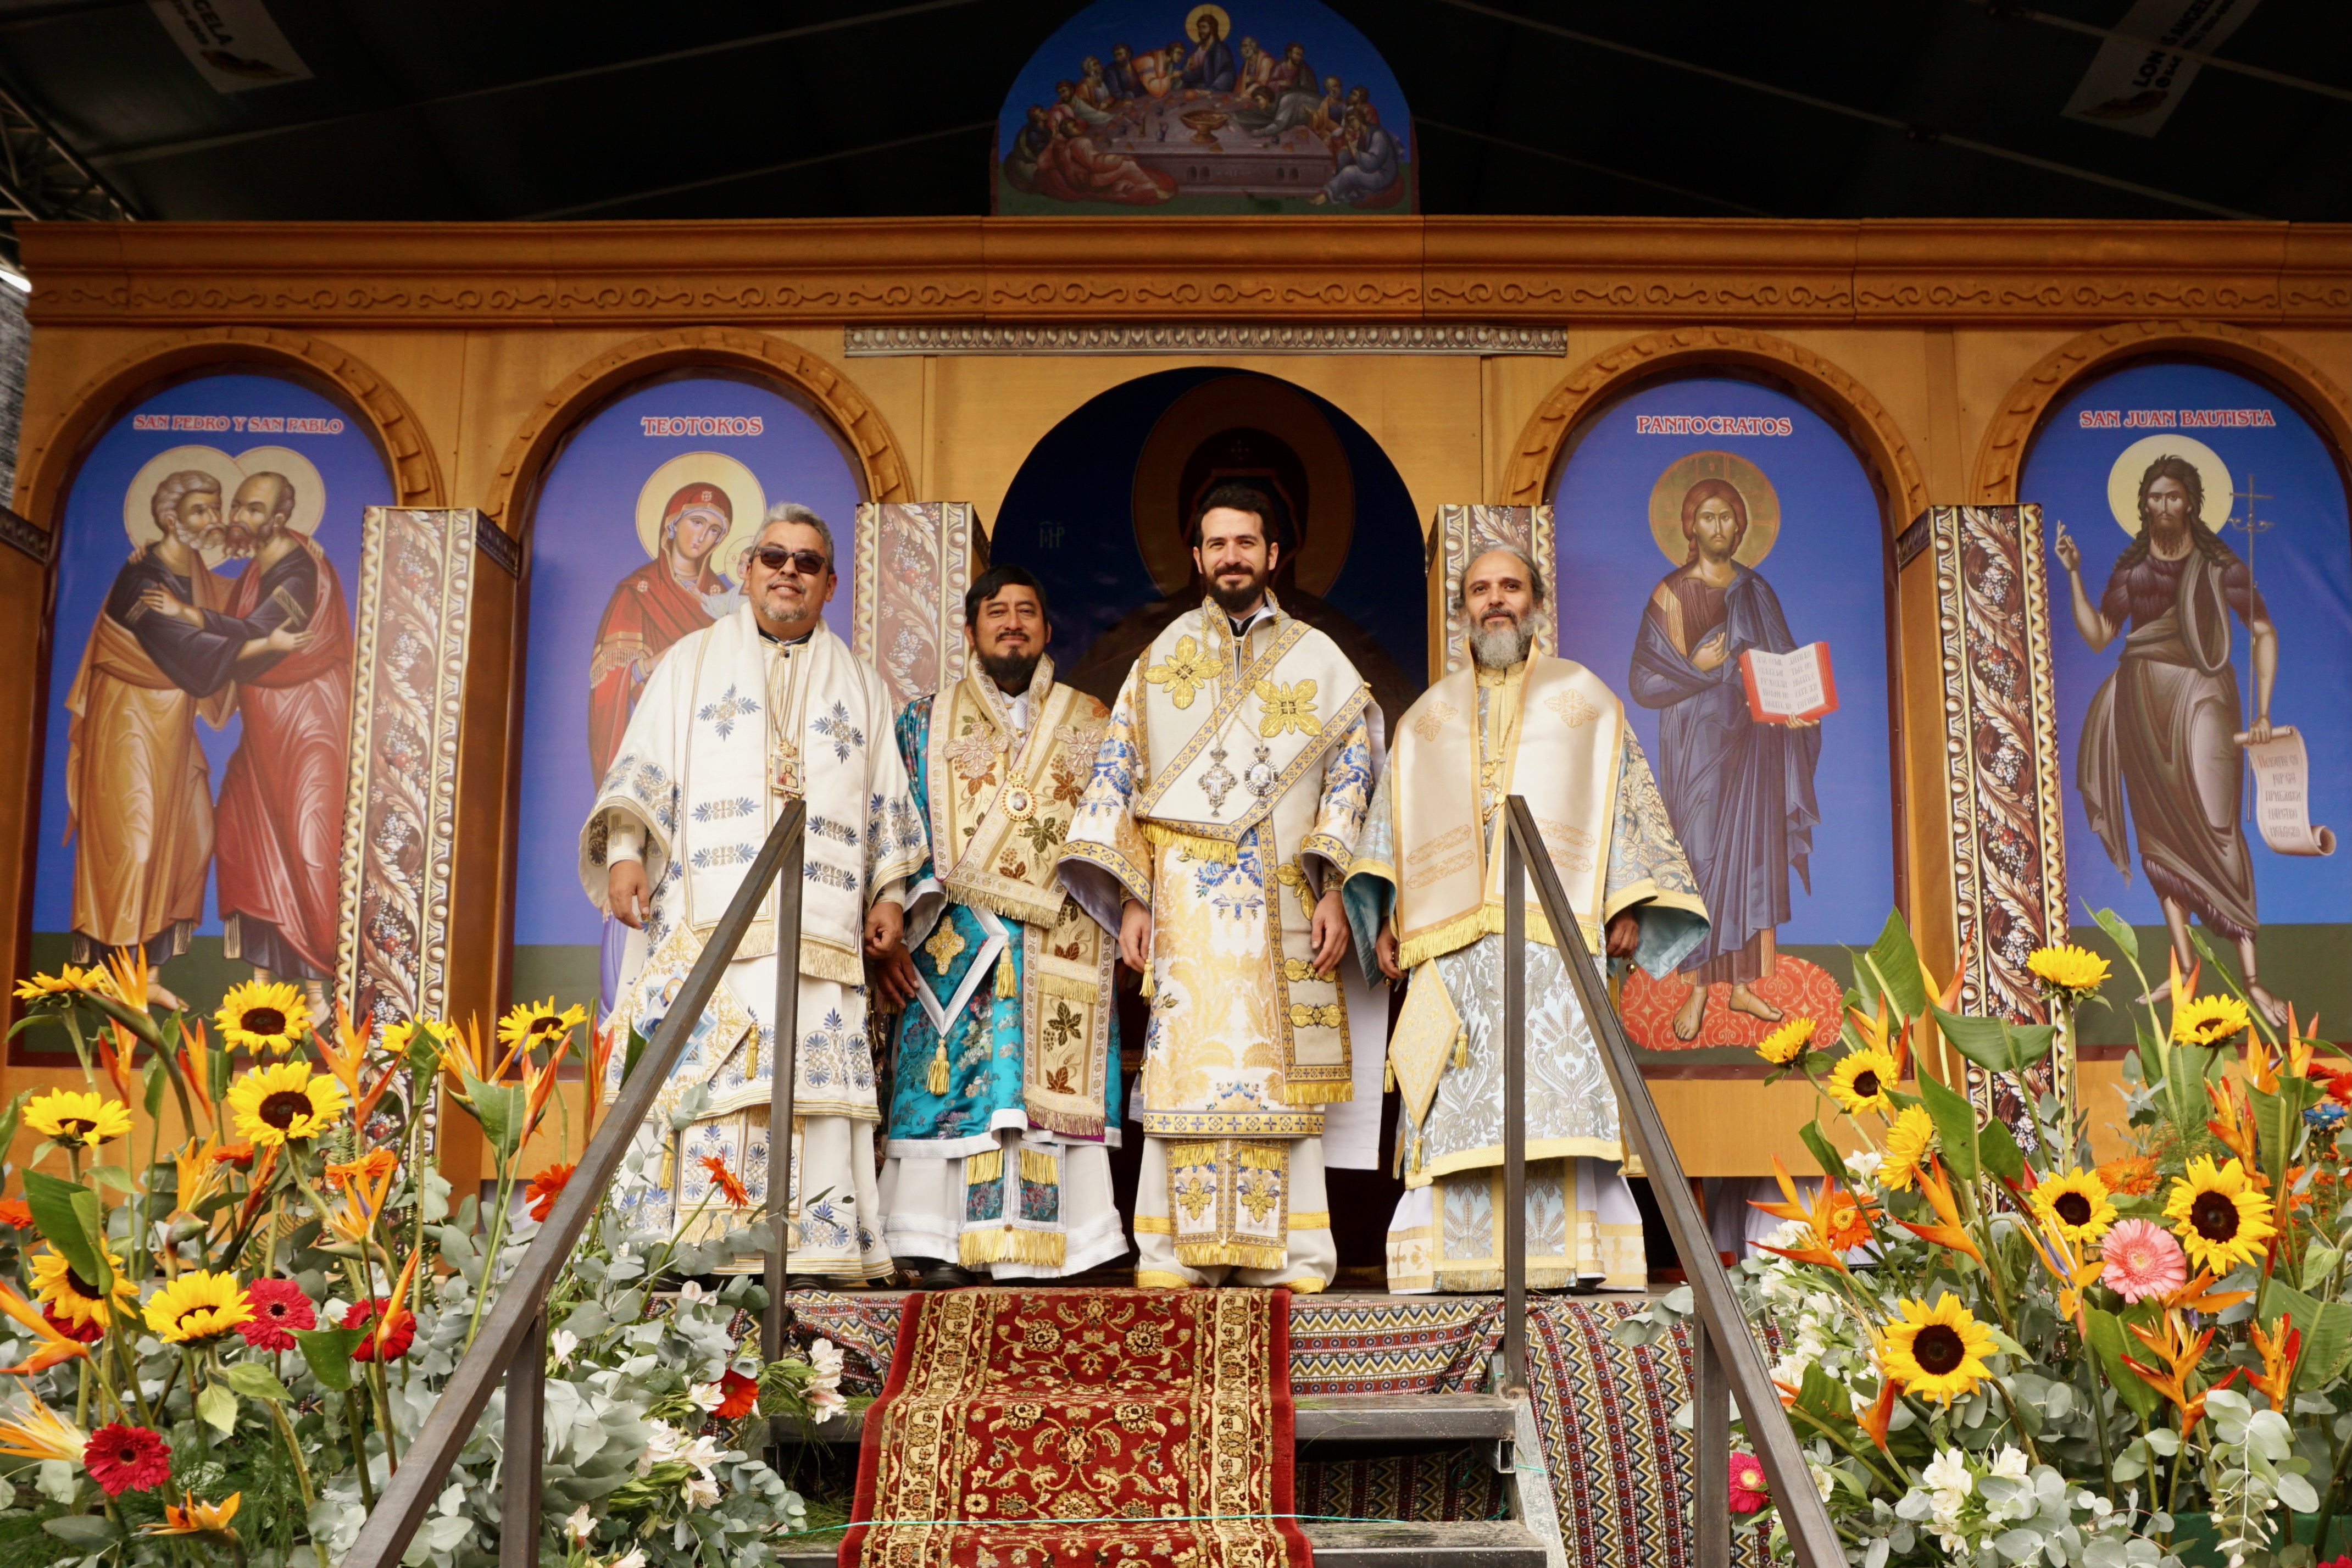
[1294,1445,1510,1523]
[838,1288,1310,1568]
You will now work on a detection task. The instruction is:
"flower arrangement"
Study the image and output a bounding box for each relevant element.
[1621,912,2352,1568]
[0,960,839,1565]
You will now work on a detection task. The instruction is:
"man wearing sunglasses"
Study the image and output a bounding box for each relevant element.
[581,502,927,1287]
[868,564,1126,1289]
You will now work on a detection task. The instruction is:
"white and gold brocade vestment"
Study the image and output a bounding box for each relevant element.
[580,605,927,1281]
[1345,654,1708,1292]
[1057,594,1380,1290]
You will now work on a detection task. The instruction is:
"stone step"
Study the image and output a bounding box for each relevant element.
[772,1391,1519,1447]
[777,1520,1546,1567]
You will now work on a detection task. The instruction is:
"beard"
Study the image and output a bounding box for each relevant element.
[979,647,1042,693]
[1207,566,1269,616]
[1469,615,1534,670]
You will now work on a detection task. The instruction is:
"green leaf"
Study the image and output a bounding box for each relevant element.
[2090,907,2139,968]
[1864,910,1928,1020]
[220,1361,292,1402]
[2261,1282,2352,1385]
[2251,1086,2309,1192]
[294,1325,366,1391]
[1917,1068,1981,1183]
[196,1381,238,1433]
[0,1088,27,1166]
[83,1163,135,1197]
[1931,1007,2055,1077]
[403,1020,446,1080]
[2084,1309,2161,1421]
[1977,1117,2027,1185]
[42,1516,120,1546]
[1794,1359,1848,1419]
[624,1024,651,1087]
[464,1075,528,1162]
[1799,1121,1848,1186]
[20,1168,105,1288]
[142,1057,168,1119]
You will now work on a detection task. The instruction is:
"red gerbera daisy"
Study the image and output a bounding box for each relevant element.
[525,1163,575,1222]
[43,1302,102,1343]
[238,1278,317,1352]
[714,1367,760,1419]
[84,1423,171,1497]
[343,1297,416,1362]
[0,1198,34,1229]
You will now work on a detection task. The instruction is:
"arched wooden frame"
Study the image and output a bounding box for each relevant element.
[1498,327,1930,529]
[15,327,444,528]
[1971,318,2352,503]
[483,327,913,537]
[1498,325,1929,918]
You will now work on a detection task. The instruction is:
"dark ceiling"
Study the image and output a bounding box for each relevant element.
[1,0,2344,257]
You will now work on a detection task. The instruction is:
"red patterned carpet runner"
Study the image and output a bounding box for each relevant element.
[840,1287,1310,1568]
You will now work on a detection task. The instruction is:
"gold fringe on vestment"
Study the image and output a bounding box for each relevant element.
[1019,1147,1058,1185]
[1173,1240,1290,1270]
[965,1147,1003,1184]
[1277,1074,1353,1106]
[927,1040,950,1095]
[1141,820,1239,863]
[994,954,1019,999]
[959,1226,1066,1268]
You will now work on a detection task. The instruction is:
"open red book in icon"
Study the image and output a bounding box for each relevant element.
[1739,642,1838,723]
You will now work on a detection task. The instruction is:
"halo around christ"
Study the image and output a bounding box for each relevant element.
[1647,449,1781,568]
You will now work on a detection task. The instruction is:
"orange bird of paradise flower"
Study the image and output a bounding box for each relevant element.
[1748,1155,1876,1272]
[1893,1157,1986,1269]
[2123,1313,2216,1437]
[0,1280,92,1373]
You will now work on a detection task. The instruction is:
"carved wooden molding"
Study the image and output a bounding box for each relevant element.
[1497,326,1930,526]
[1970,318,2352,503]
[14,325,445,532]
[24,219,2346,329]
[481,326,914,533]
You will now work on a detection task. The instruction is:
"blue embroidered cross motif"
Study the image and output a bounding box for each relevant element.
[691,843,758,870]
[813,701,864,761]
[697,685,760,740]
[693,796,760,824]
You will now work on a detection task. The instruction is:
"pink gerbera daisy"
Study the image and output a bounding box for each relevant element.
[1728,1452,1769,1514]
[237,1278,317,1352]
[2100,1217,2188,1303]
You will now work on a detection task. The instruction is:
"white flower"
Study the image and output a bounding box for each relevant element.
[1844,1150,1884,1186]
[1921,1448,1973,1502]
[677,1281,711,1306]
[808,1338,844,1378]
[1986,1446,2028,1482]
[808,1382,848,1421]
[549,1329,579,1368]
[609,1552,647,1568]
[639,1419,686,1475]
[688,1381,724,1412]
[682,1472,721,1510]
[675,1432,725,1476]
[565,1504,594,1544]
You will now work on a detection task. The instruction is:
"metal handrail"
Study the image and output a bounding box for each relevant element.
[1500,796,1841,1568]
[345,801,807,1568]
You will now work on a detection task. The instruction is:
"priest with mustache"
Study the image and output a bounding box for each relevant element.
[870,565,1124,1288]
[1346,546,1709,1293]
[1058,483,1379,1292]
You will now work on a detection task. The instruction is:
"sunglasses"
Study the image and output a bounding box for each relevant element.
[751,545,828,575]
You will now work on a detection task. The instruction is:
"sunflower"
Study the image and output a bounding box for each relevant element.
[1755,1017,1815,1066]
[2173,993,2252,1049]
[24,1089,132,1148]
[214,979,311,1056]
[1880,1293,1997,1403]
[143,1270,252,1345]
[30,1245,138,1331]
[10,963,108,1002]
[2032,1167,2118,1246]
[497,997,588,1055]
[226,1061,349,1148]
[2025,944,2111,1000]
[1826,1049,1900,1117]
[1880,1105,1936,1192]
[2164,1154,2277,1273]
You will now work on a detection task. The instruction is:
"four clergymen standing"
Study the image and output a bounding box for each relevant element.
[580,500,1711,1294]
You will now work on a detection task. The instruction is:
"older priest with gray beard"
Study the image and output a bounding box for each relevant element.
[1344,546,1709,1293]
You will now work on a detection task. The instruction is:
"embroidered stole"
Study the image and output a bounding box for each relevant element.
[1387,655,1623,973]
[922,658,1117,1138]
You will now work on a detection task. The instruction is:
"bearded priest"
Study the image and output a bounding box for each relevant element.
[871,565,1124,1289]
[1345,546,1709,1293]
[581,503,927,1285]
[1058,483,1380,1292]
